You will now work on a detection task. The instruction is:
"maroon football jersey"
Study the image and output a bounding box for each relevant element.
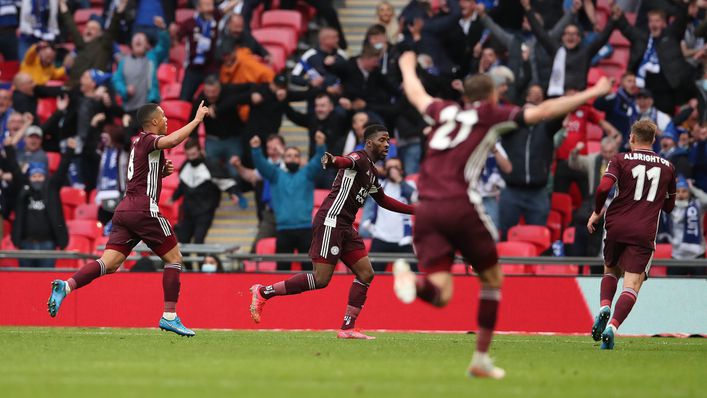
[604,149,676,248]
[418,100,522,203]
[116,131,165,214]
[315,150,382,228]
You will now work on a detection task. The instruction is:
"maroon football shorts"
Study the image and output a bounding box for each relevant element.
[106,210,178,258]
[309,219,367,266]
[603,240,654,276]
[414,199,498,274]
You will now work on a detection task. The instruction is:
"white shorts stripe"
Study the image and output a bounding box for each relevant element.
[157,216,172,237]
[320,225,332,258]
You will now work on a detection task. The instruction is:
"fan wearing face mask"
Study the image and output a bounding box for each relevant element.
[249,131,327,271]
[6,137,76,268]
[168,138,246,246]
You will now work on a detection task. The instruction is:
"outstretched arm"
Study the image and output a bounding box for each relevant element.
[398,51,434,115]
[157,101,210,150]
[523,77,613,125]
[371,190,415,215]
[321,153,354,169]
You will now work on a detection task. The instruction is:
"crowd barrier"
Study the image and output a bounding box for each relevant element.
[1,268,704,336]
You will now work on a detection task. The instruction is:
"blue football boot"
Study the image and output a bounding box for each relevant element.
[159,316,196,337]
[47,280,68,317]
[591,306,611,341]
[600,326,615,350]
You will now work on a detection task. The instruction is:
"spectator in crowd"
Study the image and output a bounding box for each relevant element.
[19,41,68,85]
[661,178,707,276]
[242,74,309,141]
[341,111,370,156]
[169,139,244,245]
[363,24,401,87]
[218,13,269,60]
[0,89,13,133]
[445,0,484,79]
[375,0,399,44]
[131,0,176,42]
[523,0,618,96]
[6,137,75,268]
[681,0,706,70]
[200,254,224,273]
[690,121,707,191]
[249,132,326,271]
[191,75,249,179]
[0,0,19,61]
[219,44,275,124]
[554,85,621,195]
[170,0,238,101]
[615,2,694,114]
[285,92,349,158]
[327,44,399,129]
[1,111,30,151]
[58,0,127,88]
[93,124,128,225]
[16,124,48,170]
[361,157,417,272]
[18,0,60,59]
[594,72,638,147]
[290,27,348,94]
[659,127,693,177]
[11,72,64,117]
[230,134,286,247]
[480,142,512,230]
[499,84,563,238]
[112,17,170,114]
[631,88,680,152]
[568,137,618,268]
[400,0,462,77]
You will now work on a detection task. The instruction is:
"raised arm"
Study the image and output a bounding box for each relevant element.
[306,132,327,179]
[249,136,279,182]
[398,51,434,115]
[370,189,415,215]
[157,101,210,150]
[523,77,612,125]
[523,0,559,55]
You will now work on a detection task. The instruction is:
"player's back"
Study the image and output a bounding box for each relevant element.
[418,100,520,204]
[316,150,381,228]
[118,131,165,214]
[604,149,676,248]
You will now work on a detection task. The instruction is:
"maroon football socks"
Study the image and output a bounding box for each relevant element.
[609,287,637,329]
[476,287,501,353]
[260,273,316,299]
[341,279,369,330]
[67,259,107,291]
[163,263,182,313]
[600,273,618,308]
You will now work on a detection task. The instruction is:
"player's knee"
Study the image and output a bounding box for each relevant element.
[357,269,374,284]
[103,260,121,274]
[313,273,331,289]
[479,265,503,289]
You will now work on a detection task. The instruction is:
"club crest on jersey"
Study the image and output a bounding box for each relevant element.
[330,246,340,255]
[350,153,360,160]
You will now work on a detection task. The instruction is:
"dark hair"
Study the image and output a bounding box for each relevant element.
[647,8,667,21]
[463,74,495,102]
[203,74,221,86]
[365,24,387,40]
[631,119,657,144]
[314,92,333,103]
[364,124,388,140]
[184,138,200,151]
[137,103,160,128]
[266,134,286,146]
[103,124,124,146]
[360,44,382,59]
[284,146,301,155]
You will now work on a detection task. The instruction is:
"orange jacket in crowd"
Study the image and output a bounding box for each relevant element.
[220,47,275,122]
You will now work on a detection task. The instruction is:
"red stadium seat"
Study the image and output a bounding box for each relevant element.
[250,4,264,30]
[160,82,182,101]
[246,237,277,271]
[162,172,180,191]
[314,189,329,207]
[252,27,298,55]
[546,210,563,242]
[74,8,102,26]
[67,220,103,241]
[261,10,304,34]
[587,67,606,86]
[161,100,192,132]
[0,235,18,267]
[507,225,552,254]
[587,123,603,142]
[74,203,99,221]
[562,227,575,245]
[496,241,536,274]
[650,243,672,277]
[598,62,625,81]
[551,192,573,228]
[169,44,186,67]
[263,45,287,73]
[46,152,61,173]
[93,235,109,255]
[609,31,630,48]
[37,98,57,123]
[60,187,87,220]
[405,173,419,184]
[2,219,10,237]
[157,63,179,85]
[0,60,19,82]
[56,235,92,269]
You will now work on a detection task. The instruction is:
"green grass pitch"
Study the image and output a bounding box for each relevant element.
[1,327,705,398]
